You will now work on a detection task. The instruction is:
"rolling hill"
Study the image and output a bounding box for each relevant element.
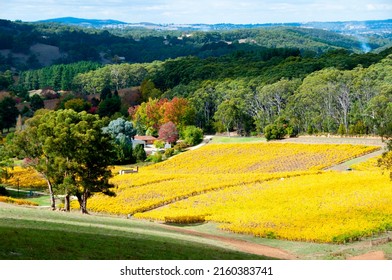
[1,17,391,71]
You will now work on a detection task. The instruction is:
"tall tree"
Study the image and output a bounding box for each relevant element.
[8,109,58,209]
[163,97,195,129]
[30,94,45,112]
[214,99,239,137]
[0,97,19,133]
[103,118,137,164]
[68,112,116,213]
[7,109,116,213]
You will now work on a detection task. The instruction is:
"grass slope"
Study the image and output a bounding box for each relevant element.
[210,136,266,143]
[0,203,270,260]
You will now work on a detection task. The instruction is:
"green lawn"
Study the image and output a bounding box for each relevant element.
[210,136,266,143]
[5,189,52,206]
[2,202,390,260]
[0,203,272,260]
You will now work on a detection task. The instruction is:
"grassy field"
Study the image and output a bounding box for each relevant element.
[5,189,52,206]
[210,136,266,143]
[0,203,270,260]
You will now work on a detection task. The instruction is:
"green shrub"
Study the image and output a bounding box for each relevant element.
[182,125,204,146]
[264,117,296,141]
[153,140,165,149]
[146,152,163,163]
[164,148,175,158]
[348,121,367,135]
[264,124,286,141]
[174,141,188,152]
[0,185,8,196]
[337,123,346,136]
[133,144,147,162]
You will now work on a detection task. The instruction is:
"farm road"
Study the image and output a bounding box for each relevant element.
[327,148,384,171]
[159,224,298,260]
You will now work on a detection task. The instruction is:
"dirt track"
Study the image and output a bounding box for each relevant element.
[347,251,386,260]
[160,224,298,260]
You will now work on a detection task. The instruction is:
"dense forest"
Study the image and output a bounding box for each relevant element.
[1,19,392,138]
[1,19,391,71]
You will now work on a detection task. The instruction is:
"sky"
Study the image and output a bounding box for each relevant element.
[0,0,391,24]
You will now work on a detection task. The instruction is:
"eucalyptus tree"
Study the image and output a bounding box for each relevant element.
[214,99,240,136]
[8,109,116,213]
[248,78,300,132]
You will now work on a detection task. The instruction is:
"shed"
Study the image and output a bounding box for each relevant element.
[134,135,157,145]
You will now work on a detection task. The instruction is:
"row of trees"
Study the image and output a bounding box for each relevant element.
[14,51,392,139]
[5,52,392,139]
[18,61,101,91]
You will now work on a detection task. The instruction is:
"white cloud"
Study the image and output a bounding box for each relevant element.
[0,0,391,23]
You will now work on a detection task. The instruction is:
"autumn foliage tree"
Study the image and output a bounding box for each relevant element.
[158,122,179,144]
[162,97,195,128]
[129,97,194,136]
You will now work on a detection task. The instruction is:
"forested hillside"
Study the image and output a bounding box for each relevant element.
[1,18,392,139]
[1,19,391,71]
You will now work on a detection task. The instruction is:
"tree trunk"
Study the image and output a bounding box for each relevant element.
[64,193,70,212]
[46,179,56,210]
[77,191,89,214]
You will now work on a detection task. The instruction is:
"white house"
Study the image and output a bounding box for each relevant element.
[131,139,146,148]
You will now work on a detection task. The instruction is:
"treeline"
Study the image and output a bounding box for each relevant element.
[14,45,392,137]
[18,61,101,91]
[172,55,392,136]
[19,47,389,94]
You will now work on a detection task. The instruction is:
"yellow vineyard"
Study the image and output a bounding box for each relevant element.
[136,171,391,243]
[0,196,39,206]
[6,166,47,189]
[82,142,392,243]
[87,143,377,215]
[143,143,378,174]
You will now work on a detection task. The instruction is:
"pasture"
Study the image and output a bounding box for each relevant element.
[0,203,268,260]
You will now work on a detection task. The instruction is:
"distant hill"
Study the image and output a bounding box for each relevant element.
[36,17,127,28]
[36,17,392,37]
[0,18,391,71]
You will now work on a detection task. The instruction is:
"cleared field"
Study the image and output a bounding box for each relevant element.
[86,143,379,220]
[137,171,392,243]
